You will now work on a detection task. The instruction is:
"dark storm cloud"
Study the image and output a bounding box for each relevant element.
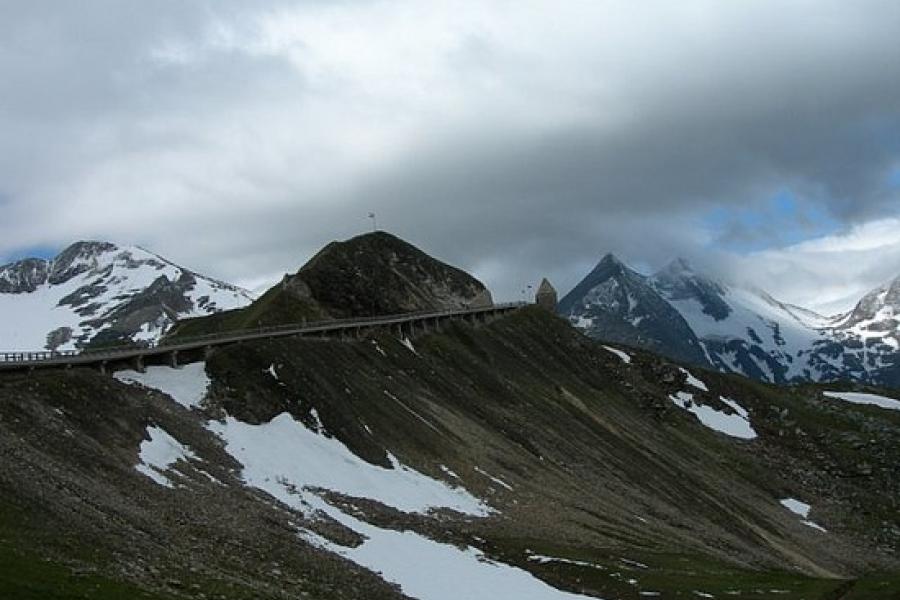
[1,1,900,306]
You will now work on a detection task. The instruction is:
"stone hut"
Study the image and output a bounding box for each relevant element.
[535,278,558,311]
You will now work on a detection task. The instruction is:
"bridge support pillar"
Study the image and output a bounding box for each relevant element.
[133,355,145,373]
[99,361,108,376]
[204,345,214,360]
[169,351,179,368]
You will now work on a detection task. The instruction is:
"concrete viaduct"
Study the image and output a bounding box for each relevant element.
[0,303,524,375]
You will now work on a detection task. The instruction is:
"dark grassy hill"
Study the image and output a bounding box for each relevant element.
[166,231,492,340]
[1,307,898,599]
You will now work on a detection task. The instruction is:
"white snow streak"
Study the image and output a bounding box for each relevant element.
[602,345,632,364]
[823,391,900,412]
[679,368,708,391]
[401,337,419,355]
[474,466,514,491]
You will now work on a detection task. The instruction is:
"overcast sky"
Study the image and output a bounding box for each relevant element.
[2,1,899,314]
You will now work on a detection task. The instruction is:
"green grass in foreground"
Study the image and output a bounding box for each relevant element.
[493,537,900,600]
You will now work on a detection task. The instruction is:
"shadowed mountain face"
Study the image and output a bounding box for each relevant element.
[557,254,708,366]
[287,231,493,318]
[0,242,254,350]
[167,231,493,338]
[560,255,900,388]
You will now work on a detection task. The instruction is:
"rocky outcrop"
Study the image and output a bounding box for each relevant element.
[292,231,493,318]
[168,232,494,338]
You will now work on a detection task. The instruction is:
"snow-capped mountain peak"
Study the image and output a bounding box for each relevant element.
[561,253,900,388]
[839,275,900,334]
[0,241,255,350]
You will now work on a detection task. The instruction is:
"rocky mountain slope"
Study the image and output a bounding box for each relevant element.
[0,242,254,351]
[560,255,900,388]
[2,308,899,600]
[0,234,898,600]
[166,231,492,339]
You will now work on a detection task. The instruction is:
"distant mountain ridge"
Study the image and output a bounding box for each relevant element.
[560,254,900,387]
[0,241,254,350]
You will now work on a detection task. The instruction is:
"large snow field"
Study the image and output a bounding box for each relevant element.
[669,287,824,356]
[124,362,596,599]
[208,412,489,516]
[300,495,593,600]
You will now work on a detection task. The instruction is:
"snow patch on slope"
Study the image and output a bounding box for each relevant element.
[118,359,592,599]
[136,426,197,488]
[301,494,592,600]
[115,363,210,409]
[780,498,827,532]
[209,412,487,516]
[823,391,900,412]
[670,392,757,440]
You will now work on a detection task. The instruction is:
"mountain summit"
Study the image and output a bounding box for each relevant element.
[168,231,493,337]
[557,253,708,365]
[0,241,253,350]
[287,231,492,318]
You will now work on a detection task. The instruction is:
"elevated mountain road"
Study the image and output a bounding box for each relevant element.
[0,303,524,374]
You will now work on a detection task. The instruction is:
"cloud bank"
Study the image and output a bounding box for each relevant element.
[1,1,899,309]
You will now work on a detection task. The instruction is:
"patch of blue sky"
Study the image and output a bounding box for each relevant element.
[704,190,841,254]
[888,166,900,188]
[1,244,59,265]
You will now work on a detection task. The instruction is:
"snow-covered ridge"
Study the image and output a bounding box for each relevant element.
[0,241,254,351]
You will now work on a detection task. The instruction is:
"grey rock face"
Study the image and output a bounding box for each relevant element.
[841,276,900,332]
[48,241,118,285]
[558,254,709,366]
[0,258,50,293]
